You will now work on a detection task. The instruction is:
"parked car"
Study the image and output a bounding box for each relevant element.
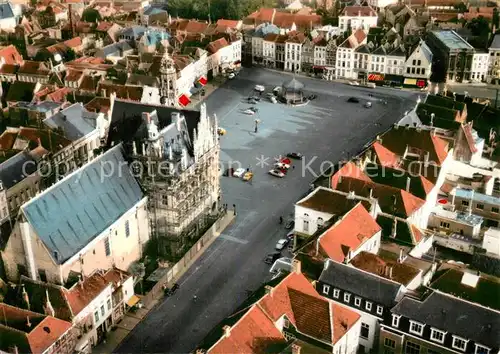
[250,96,261,102]
[217,127,226,135]
[275,239,289,250]
[285,219,294,229]
[363,82,376,88]
[248,98,257,104]
[365,102,372,108]
[243,109,256,115]
[243,172,253,181]
[164,283,179,297]
[254,85,265,92]
[287,152,303,159]
[266,92,274,98]
[308,94,317,100]
[228,72,235,79]
[347,97,359,103]
[286,231,294,241]
[270,96,277,104]
[273,86,282,95]
[269,169,285,178]
[249,107,259,113]
[233,168,245,178]
[274,162,290,169]
[348,81,360,86]
[264,252,281,264]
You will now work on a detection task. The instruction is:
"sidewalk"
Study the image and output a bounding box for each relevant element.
[188,76,227,108]
[93,211,235,353]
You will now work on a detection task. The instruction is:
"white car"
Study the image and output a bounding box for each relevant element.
[233,168,245,178]
[273,86,282,93]
[269,169,285,178]
[243,109,256,115]
[275,239,289,250]
[349,81,360,86]
[254,85,265,92]
[365,102,372,108]
[274,162,290,169]
[228,73,235,79]
[270,96,277,104]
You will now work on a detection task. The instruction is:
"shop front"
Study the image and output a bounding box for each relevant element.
[383,74,404,87]
[403,77,427,89]
[368,73,385,85]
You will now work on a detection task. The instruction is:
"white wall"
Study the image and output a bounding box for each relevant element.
[409,234,434,258]
[404,45,431,79]
[482,228,500,255]
[294,205,333,236]
[339,15,377,34]
[332,315,361,354]
[252,37,263,61]
[386,56,405,75]
[336,47,355,79]
[471,53,489,82]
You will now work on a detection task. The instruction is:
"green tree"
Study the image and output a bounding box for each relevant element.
[493,8,499,29]
[454,2,468,12]
[467,16,490,37]
[81,8,101,23]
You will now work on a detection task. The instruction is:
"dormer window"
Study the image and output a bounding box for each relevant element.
[333,289,340,298]
[322,285,330,295]
[392,314,401,327]
[452,336,468,351]
[344,293,351,302]
[430,328,446,344]
[409,320,424,336]
[376,305,383,315]
[475,344,490,354]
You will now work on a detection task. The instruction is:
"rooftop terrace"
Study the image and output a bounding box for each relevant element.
[432,30,473,51]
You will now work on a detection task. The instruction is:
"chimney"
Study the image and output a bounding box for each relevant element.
[143,112,151,124]
[26,316,32,328]
[292,259,301,274]
[406,177,411,192]
[432,129,436,137]
[430,113,435,126]
[22,285,30,311]
[264,285,273,295]
[44,290,55,317]
[368,187,373,199]
[391,218,397,238]
[222,325,231,337]
[398,248,404,263]
[388,266,393,279]
[376,135,381,143]
[358,10,361,17]
[291,344,301,354]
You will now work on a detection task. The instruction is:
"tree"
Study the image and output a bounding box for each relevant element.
[467,16,490,37]
[454,2,468,13]
[81,8,101,23]
[493,8,499,29]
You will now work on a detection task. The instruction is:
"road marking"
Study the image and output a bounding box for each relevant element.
[218,233,249,244]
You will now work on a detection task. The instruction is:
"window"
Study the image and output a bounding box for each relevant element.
[333,289,340,298]
[125,220,130,237]
[430,328,445,343]
[354,297,361,306]
[384,338,396,349]
[101,305,105,316]
[409,321,424,335]
[462,200,470,206]
[440,221,450,229]
[283,318,290,328]
[412,60,416,65]
[417,60,421,65]
[365,302,372,311]
[344,293,351,302]
[303,220,309,232]
[492,207,499,213]
[360,323,369,339]
[392,314,400,327]
[405,341,420,354]
[475,344,490,354]
[94,311,99,323]
[322,285,330,295]
[476,203,484,210]
[38,269,47,282]
[104,237,111,256]
[452,336,467,351]
[107,298,112,311]
[376,305,383,315]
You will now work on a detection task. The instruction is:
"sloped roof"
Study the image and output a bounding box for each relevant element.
[376,213,422,245]
[318,203,381,263]
[388,45,406,57]
[336,176,426,218]
[296,187,372,215]
[6,81,37,103]
[0,45,23,65]
[65,271,111,316]
[341,5,377,17]
[372,142,401,169]
[0,2,14,20]
[491,34,500,50]
[392,291,500,350]
[283,77,304,91]
[355,44,371,53]
[320,260,403,307]
[21,145,144,264]
[0,151,38,189]
[43,103,98,141]
[331,161,371,189]
[371,46,387,55]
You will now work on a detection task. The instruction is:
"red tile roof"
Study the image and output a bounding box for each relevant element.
[28,316,72,353]
[64,36,82,49]
[66,272,111,316]
[0,45,24,65]
[245,8,321,29]
[342,5,377,17]
[410,224,424,243]
[18,61,50,76]
[462,123,478,154]
[216,19,240,28]
[318,203,381,262]
[84,96,111,114]
[206,37,229,54]
[331,302,360,343]
[353,28,367,44]
[0,64,18,74]
[336,177,426,218]
[0,130,18,150]
[96,21,114,31]
[46,87,72,103]
[178,20,208,33]
[46,43,69,55]
[65,69,83,82]
[372,142,401,169]
[419,175,435,196]
[331,161,371,189]
[98,83,143,101]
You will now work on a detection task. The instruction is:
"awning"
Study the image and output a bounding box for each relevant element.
[313,66,325,69]
[126,295,140,307]
[198,76,207,86]
[368,73,384,81]
[404,78,417,85]
[417,79,427,88]
[178,94,191,107]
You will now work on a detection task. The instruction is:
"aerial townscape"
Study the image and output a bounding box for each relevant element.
[1,0,500,353]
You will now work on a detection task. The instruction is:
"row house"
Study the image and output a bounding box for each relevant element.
[244,7,322,31]
[449,188,500,228]
[488,34,500,83]
[203,265,362,354]
[1,145,150,284]
[471,50,489,82]
[6,267,136,351]
[0,61,52,84]
[336,29,367,79]
[285,31,306,72]
[250,23,280,65]
[318,260,406,353]
[403,41,433,88]
[381,289,499,354]
[339,6,378,35]
[0,303,76,354]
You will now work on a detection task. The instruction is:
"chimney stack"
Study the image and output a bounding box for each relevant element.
[292,259,301,274]
[406,177,411,192]
[388,266,393,279]
[26,316,32,328]
[44,290,55,317]
[292,344,301,354]
[368,187,373,199]
[264,285,273,295]
[222,325,231,338]
[22,285,30,311]
[398,248,404,263]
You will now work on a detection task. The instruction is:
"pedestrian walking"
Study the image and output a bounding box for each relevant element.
[279,216,283,224]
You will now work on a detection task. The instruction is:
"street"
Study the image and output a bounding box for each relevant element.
[114,68,420,354]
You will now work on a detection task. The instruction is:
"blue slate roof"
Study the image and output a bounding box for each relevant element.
[120,25,147,39]
[0,2,14,20]
[0,151,37,189]
[141,29,169,46]
[43,103,97,141]
[22,145,144,264]
[454,188,500,206]
[143,6,167,16]
[254,23,279,37]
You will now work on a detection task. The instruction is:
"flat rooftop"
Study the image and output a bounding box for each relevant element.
[454,188,500,206]
[431,207,483,226]
[432,30,473,51]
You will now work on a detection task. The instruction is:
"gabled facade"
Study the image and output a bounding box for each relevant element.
[336,29,367,79]
[404,41,432,87]
[339,6,378,34]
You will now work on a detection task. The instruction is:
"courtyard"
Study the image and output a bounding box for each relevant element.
[115,68,420,354]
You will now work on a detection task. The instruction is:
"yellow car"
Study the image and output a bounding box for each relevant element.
[243,172,253,181]
[217,128,226,136]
